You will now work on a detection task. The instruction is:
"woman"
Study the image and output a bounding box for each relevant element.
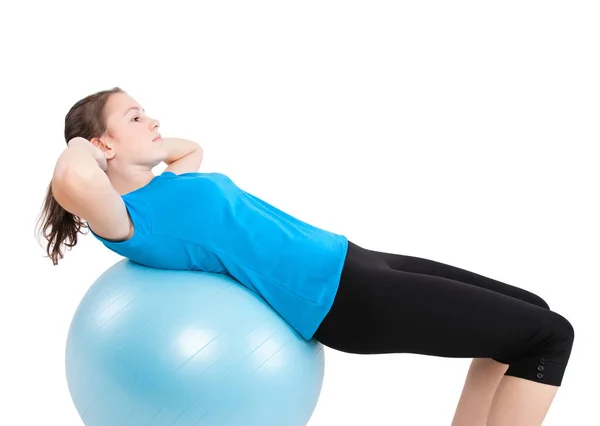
[37,87,574,426]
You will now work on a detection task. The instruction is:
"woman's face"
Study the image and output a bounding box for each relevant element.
[95,91,166,168]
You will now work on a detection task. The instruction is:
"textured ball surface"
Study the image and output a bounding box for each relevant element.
[65,260,325,426]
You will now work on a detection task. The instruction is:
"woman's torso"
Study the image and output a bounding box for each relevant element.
[88,171,349,340]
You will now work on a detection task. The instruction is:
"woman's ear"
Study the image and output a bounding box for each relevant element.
[90,136,116,160]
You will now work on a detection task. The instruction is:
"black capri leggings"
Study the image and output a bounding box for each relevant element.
[313,241,575,387]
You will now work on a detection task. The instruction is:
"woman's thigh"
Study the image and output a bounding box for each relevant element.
[359,244,550,310]
[314,242,558,361]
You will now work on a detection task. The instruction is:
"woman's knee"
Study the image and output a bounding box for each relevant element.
[540,312,575,363]
[508,311,574,364]
[555,313,575,346]
[536,297,550,310]
[528,293,550,310]
[502,312,574,386]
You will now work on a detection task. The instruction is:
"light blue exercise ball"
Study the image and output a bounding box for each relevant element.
[65,260,325,426]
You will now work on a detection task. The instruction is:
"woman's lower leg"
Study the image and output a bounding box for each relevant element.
[451,358,509,426]
[487,375,558,426]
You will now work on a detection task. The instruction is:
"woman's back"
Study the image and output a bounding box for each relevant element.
[88,170,349,341]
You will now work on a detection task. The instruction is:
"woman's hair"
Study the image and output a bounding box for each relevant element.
[35,86,125,265]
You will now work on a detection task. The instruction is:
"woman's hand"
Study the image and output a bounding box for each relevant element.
[162,137,203,165]
[67,137,108,172]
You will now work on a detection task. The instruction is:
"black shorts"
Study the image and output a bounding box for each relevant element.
[313,241,575,387]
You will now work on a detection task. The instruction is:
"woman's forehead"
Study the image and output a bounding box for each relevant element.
[107,93,143,118]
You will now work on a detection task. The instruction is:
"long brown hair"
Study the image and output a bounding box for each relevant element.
[35,87,124,265]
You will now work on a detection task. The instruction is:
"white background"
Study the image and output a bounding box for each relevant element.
[2,0,598,424]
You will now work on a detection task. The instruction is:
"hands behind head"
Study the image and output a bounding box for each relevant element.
[67,137,108,172]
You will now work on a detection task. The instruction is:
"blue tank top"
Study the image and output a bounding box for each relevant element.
[88,171,349,341]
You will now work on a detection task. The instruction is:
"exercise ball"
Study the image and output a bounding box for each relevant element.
[65,259,325,426]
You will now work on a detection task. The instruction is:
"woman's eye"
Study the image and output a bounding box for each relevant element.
[132,116,140,122]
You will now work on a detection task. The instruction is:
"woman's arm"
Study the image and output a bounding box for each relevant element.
[162,137,202,164]
[54,137,108,179]
[162,137,204,174]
